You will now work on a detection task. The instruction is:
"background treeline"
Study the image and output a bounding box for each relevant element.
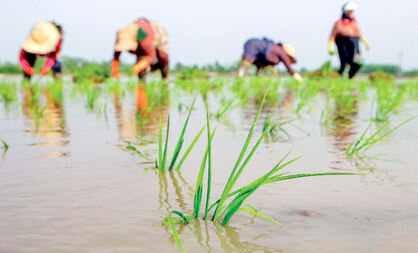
[0,56,417,77]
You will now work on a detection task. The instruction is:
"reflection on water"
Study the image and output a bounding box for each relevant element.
[21,81,69,152]
[113,82,170,140]
[324,96,358,171]
[157,170,193,214]
[154,169,283,252]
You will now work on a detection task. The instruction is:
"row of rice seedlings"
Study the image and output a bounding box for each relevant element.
[230,77,282,106]
[174,78,224,98]
[346,117,415,157]
[165,90,357,252]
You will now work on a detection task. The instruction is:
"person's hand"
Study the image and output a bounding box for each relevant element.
[364,40,371,50]
[40,69,48,76]
[111,60,120,78]
[23,66,34,75]
[293,72,303,82]
[133,59,149,74]
[328,41,335,55]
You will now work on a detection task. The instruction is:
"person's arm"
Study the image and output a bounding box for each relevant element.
[133,38,156,74]
[328,22,339,55]
[279,53,295,75]
[55,38,62,58]
[355,21,370,50]
[360,37,370,49]
[277,49,303,82]
[19,49,34,75]
[40,53,56,75]
[40,39,63,75]
[111,51,121,78]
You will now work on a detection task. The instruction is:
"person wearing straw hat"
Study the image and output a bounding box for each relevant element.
[111,18,169,80]
[237,38,302,81]
[19,21,63,80]
[328,2,370,79]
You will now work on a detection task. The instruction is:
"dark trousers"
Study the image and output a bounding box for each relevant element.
[336,36,361,79]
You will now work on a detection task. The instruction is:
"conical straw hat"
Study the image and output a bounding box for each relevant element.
[115,23,139,52]
[282,44,297,64]
[22,22,60,54]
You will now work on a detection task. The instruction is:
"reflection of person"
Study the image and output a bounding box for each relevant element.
[328,2,370,79]
[237,38,302,82]
[112,18,169,81]
[22,84,67,138]
[19,21,63,80]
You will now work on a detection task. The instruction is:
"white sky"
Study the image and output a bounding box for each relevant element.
[1,0,417,70]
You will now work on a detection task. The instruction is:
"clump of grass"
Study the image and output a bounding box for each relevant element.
[346,117,415,157]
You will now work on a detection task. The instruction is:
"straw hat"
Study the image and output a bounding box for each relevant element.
[282,44,297,64]
[22,22,60,54]
[115,23,139,52]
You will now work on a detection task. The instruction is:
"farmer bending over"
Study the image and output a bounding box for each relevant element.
[237,38,302,82]
[112,18,169,81]
[19,21,63,80]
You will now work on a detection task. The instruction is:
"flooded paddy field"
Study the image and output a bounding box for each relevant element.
[1,76,418,252]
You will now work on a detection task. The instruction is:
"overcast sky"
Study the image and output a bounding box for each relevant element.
[1,0,417,70]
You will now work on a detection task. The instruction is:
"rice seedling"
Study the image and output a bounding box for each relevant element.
[328,79,358,119]
[45,80,64,107]
[402,79,418,100]
[72,80,102,110]
[136,80,170,118]
[214,97,239,120]
[373,80,406,122]
[0,81,17,105]
[263,116,295,140]
[166,210,191,253]
[295,79,322,114]
[29,105,47,133]
[346,117,415,157]
[156,97,203,171]
[164,89,358,252]
[0,138,8,150]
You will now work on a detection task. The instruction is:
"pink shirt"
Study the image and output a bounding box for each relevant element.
[330,18,362,41]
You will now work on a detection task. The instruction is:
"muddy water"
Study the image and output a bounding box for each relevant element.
[1,79,418,253]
